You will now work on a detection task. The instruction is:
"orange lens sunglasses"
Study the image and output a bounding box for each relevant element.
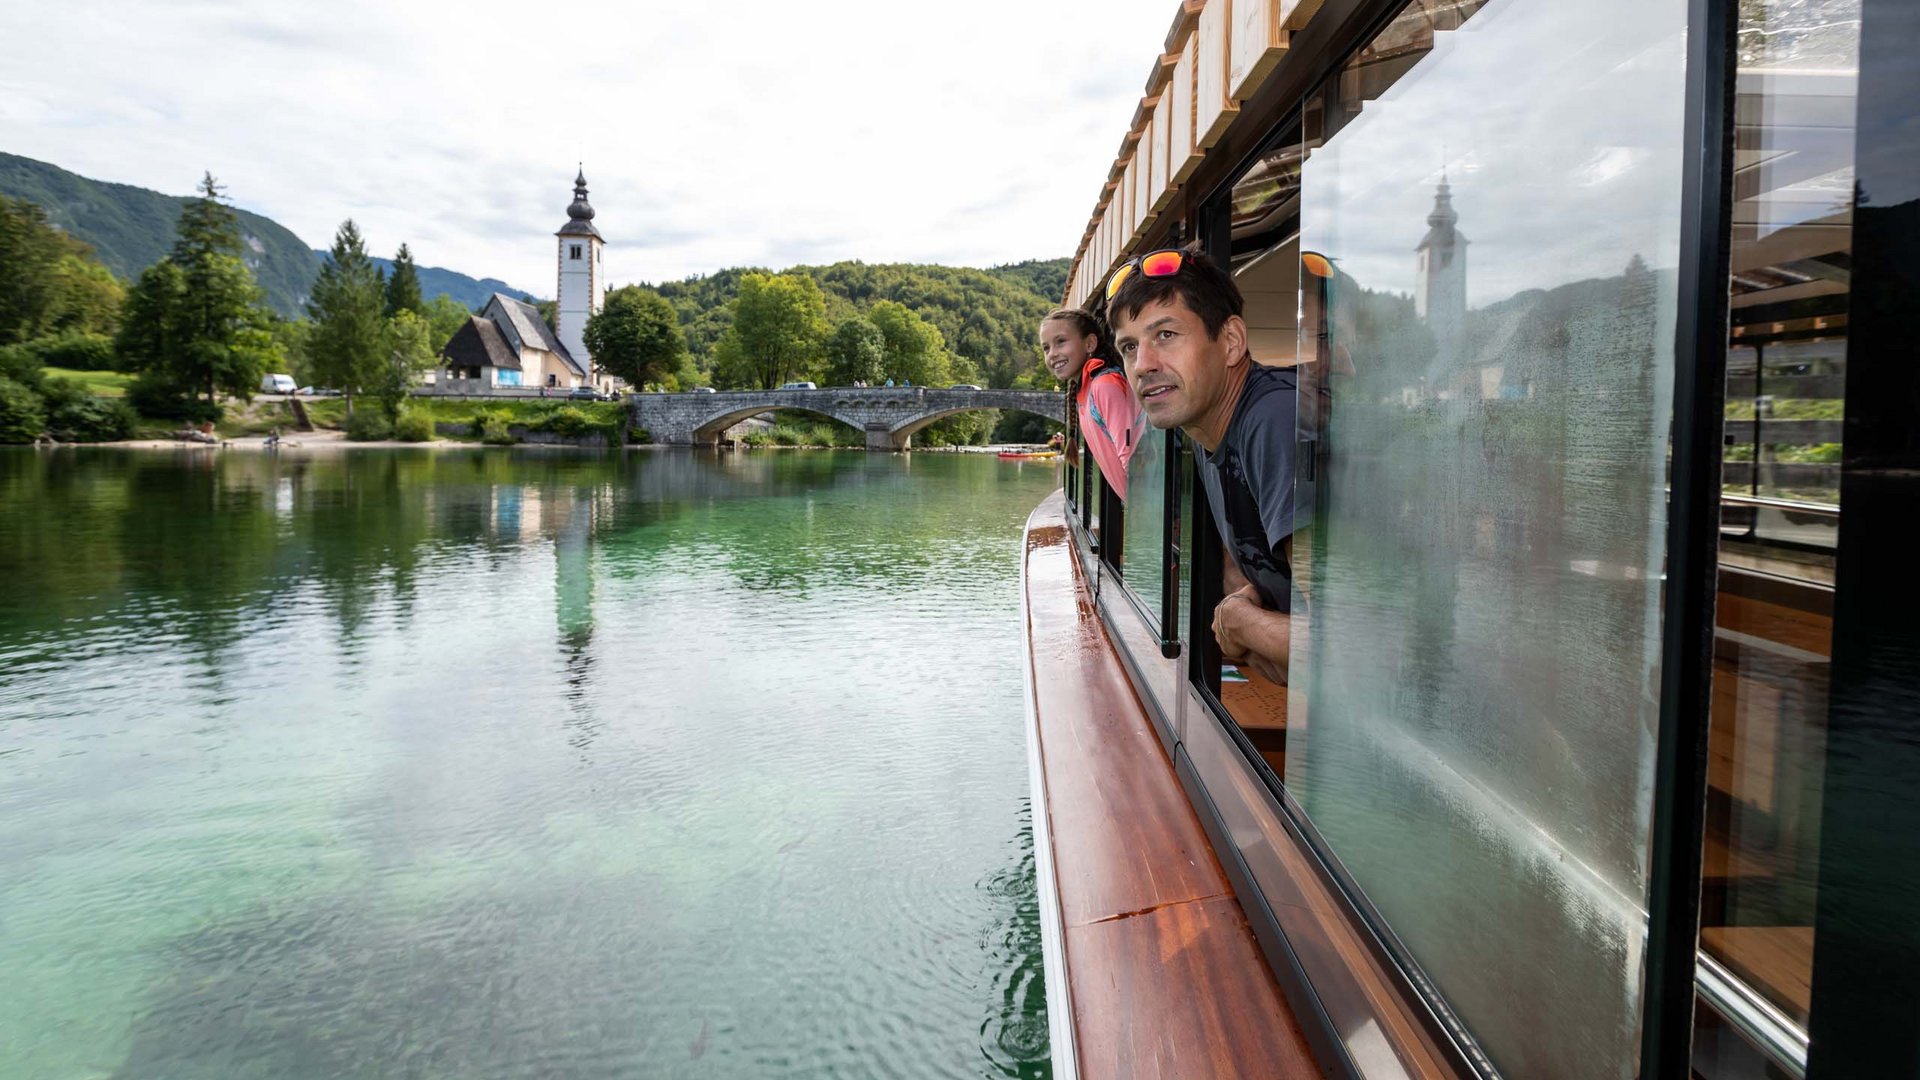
[1103,249,1187,301]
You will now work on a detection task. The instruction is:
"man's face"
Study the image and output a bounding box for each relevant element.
[1038,318,1092,382]
[1113,295,1244,431]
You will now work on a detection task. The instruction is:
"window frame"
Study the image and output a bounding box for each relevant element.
[1082,0,1920,1072]
[1802,1,1920,1073]
[1154,0,1741,1075]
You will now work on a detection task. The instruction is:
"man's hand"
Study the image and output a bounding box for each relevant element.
[1212,584,1258,661]
[1213,584,1291,685]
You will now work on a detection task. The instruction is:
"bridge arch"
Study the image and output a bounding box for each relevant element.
[887,403,1064,441]
[689,403,872,443]
[631,387,1065,450]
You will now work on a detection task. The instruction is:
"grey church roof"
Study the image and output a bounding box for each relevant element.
[1417,177,1468,253]
[557,168,604,241]
[483,293,586,377]
[441,315,520,372]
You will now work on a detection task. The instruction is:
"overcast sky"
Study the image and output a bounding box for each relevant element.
[1300,0,1691,310]
[0,0,1172,294]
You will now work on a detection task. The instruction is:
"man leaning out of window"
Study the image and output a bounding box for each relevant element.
[1106,247,1297,685]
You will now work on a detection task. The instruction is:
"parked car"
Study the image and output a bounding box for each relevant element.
[778,381,818,390]
[949,383,982,390]
[295,386,342,397]
[260,373,297,394]
[692,386,717,393]
[566,386,598,400]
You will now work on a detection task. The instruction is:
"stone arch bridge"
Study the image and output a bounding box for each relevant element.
[630,387,1065,450]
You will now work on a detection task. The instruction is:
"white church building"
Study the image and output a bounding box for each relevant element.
[439,170,618,394]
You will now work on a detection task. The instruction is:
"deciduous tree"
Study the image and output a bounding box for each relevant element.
[422,294,472,351]
[869,300,953,387]
[47,255,124,337]
[0,196,71,345]
[0,196,124,345]
[711,272,827,389]
[368,309,437,422]
[824,315,885,387]
[584,285,687,390]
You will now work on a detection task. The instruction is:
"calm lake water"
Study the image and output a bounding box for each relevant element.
[0,447,1058,1080]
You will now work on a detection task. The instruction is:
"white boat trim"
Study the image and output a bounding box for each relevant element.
[1021,494,1080,1080]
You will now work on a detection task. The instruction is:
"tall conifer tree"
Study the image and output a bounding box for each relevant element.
[171,172,241,265]
[116,173,278,409]
[385,243,424,317]
[306,220,385,414]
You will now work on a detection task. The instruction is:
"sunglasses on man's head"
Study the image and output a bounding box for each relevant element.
[1103,249,1188,302]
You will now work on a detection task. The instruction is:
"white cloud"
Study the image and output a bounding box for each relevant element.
[1,0,1173,295]
[1300,0,1690,309]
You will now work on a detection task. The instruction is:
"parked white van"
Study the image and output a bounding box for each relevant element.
[260,374,297,394]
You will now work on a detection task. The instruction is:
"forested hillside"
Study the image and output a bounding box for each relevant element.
[0,153,531,316]
[654,258,1068,389]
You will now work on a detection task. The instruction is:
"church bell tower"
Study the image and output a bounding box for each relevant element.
[1415,175,1468,366]
[556,167,605,379]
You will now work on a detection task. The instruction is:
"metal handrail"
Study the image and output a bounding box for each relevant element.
[1697,951,1810,1077]
[1719,492,1840,516]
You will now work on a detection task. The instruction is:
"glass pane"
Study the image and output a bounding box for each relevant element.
[1218,147,1306,755]
[1120,428,1167,629]
[1177,435,1194,651]
[1698,1,1858,1070]
[1290,0,1689,1075]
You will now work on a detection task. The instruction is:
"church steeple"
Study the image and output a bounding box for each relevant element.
[1415,174,1468,366]
[556,166,606,386]
[1417,174,1465,259]
[559,165,602,240]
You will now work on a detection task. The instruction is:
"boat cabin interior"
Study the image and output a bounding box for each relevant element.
[1023,1,1917,1078]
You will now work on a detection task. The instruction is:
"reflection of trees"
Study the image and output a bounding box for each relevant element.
[1737,0,1861,66]
[0,449,1058,673]
[1304,252,1672,1077]
[0,452,618,671]
[589,451,1054,599]
[1315,252,1667,875]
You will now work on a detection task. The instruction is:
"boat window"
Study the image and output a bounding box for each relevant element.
[1118,425,1169,633]
[1696,2,1860,1073]
[1207,122,1311,760]
[1287,0,1690,1075]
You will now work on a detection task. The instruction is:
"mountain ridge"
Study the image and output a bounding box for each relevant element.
[0,152,534,316]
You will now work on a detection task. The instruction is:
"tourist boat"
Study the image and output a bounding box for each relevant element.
[1020,1,1917,1079]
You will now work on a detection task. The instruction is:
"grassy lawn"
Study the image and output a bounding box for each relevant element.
[302,396,627,434]
[44,367,135,398]
[301,398,348,429]
[215,400,301,438]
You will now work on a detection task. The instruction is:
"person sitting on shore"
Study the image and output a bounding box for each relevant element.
[1038,307,1138,500]
[1106,248,1295,685]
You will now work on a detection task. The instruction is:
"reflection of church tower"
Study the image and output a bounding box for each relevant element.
[1415,176,1468,367]
[556,168,605,383]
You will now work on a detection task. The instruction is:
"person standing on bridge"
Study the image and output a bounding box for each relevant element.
[1039,308,1139,501]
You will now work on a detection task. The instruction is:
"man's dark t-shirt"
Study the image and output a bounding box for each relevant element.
[1197,363,1297,612]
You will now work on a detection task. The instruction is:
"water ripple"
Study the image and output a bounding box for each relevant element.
[0,448,1057,1079]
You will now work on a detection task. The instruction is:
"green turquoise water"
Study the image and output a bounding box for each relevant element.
[0,447,1058,1080]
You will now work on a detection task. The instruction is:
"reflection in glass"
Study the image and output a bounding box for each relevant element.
[1222,140,1309,756]
[1698,1,1858,1072]
[1120,428,1167,628]
[1290,0,1687,1075]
